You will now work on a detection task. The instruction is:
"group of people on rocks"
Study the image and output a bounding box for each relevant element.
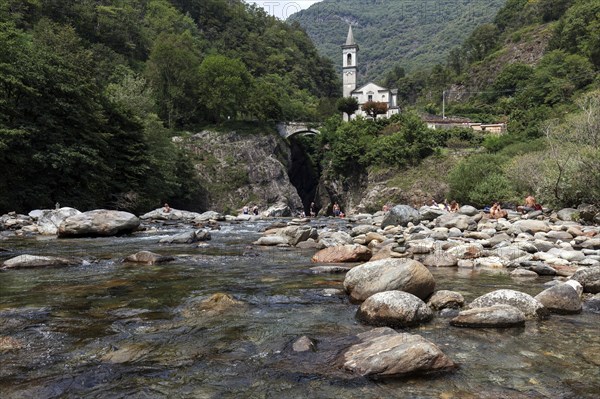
[242,205,259,216]
[163,193,543,220]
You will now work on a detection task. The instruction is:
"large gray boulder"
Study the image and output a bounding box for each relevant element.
[381,205,421,228]
[450,305,526,328]
[557,208,578,221]
[419,206,445,221]
[570,267,600,294]
[36,207,82,235]
[534,284,582,314]
[140,208,202,221]
[513,220,551,234]
[468,289,548,319]
[357,291,433,327]
[340,330,456,378]
[2,254,78,269]
[435,213,475,230]
[458,205,479,216]
[278,225,314,246]
[422,251,458,267]
[343,258,435,302]
[58,210,140,237]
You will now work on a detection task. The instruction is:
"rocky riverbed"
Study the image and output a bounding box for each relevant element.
[0,204,599,397]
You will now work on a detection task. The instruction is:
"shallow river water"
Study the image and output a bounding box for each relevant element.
[0,219,599,398]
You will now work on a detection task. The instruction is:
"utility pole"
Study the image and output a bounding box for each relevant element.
[442,90,446,119]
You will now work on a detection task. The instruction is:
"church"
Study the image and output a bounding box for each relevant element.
[342,26,400,121]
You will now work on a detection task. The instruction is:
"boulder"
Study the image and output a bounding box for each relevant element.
[1,254,78,269]
[493,246,529,261]
[458,205,479,216]
[510,269,539,278]
[446,243,483,259]
[124,251,174,265]
[428,290,464,310]
[436,213,475,230]
[340,331,456,378]
[513,220,551,234]
[422,251,458,267]
[419,206,445,221]
[344,258,435,302]
[278,225,314,246]
[356,291,433,328]
[195,211,225,221]
[318,231,353,247]
[468,289,548,320]
[450,305,526,328]
[58,210,140,237]
[140,208,201,221]
[262,202,291,217]
[351,224,379,237]
[180,293,246,318]
[557,208,578,221]
[36,207,82,235]
[311,244,372,263]
[381,205,421,228]
[583,293,600,313]
[309,265,352,274]
[254,235,289,246]
[159,229,211,244]
[570,267,600,294]
[534,284,582,314]
[577,204,598,223]
[292,336,316,352]
[522,261,557,276]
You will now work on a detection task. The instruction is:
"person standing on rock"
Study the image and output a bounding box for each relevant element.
[333,202,341,217]
[310,202,316,217]
[243,205,249,215]
[252,205,259,216]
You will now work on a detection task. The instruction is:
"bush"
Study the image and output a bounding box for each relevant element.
[448,153,515,205]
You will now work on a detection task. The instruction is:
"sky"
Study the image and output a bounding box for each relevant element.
[245,1,323,20]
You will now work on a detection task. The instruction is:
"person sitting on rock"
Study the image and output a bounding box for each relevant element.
[242,205,249,215]
[517,195,539,214]
[252,205,259,215]
[490,202,508,219]
[162,203,171,213]
[332,202,341,217]
[449,200,459,213]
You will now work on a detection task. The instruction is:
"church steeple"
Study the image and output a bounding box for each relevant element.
[342,25,359,100]
[345,25,356,46]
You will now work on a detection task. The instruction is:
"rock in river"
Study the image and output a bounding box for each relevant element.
[468,289,548,320]
[450,305,526,328]
[58,209,140,237]
[311,244,372,263]
[534,283,582,314]
[344,258,435,302]
[2,254,79,269]
[357,290,433,328]
[340,329,456,378]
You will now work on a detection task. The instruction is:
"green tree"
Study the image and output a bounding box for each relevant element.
[197,54,253,122]
[145,30,201,128]
[337,97,359,118]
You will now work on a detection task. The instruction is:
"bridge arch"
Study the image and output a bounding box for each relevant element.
[276,122,321,139]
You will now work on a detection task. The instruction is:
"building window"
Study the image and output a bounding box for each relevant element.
[368,94,373,101]
[347,53,352,66]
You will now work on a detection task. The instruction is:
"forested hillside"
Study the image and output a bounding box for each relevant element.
[289,0,506,82]
[381,0,600,207]
[0,0,339,214]
[300,0,599,211]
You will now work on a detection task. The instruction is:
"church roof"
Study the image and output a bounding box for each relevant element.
[345,25,356,46]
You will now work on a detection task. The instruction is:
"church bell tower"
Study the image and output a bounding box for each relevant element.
[342,25,358,98]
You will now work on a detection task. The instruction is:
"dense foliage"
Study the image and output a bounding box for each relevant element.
[290,0,506,81]
[365,0,600,208]
[315,112,460,176]
[0,0,339,214]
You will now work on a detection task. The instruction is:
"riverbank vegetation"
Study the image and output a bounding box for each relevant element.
[0,0,339,214]
[320,0,600,209]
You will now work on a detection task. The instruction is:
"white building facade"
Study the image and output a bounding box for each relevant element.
[342,26,399,121]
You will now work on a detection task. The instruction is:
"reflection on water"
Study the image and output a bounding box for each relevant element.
[0,220,599,398]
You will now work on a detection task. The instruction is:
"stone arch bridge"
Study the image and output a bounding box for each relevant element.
[276,122,321,139]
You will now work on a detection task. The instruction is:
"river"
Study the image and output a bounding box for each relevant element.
[1,219,599,398]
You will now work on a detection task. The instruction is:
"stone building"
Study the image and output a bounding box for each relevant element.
[342,26,399,121]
